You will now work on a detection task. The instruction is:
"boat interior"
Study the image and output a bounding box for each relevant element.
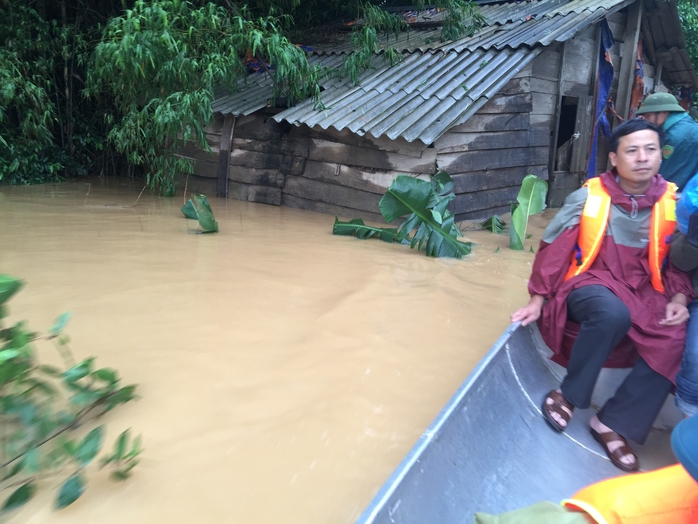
[356,323,681,524]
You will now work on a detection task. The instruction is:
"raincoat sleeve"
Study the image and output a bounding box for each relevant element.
[527,188,587,298]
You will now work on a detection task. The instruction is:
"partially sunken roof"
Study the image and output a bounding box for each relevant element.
[211,0,694,144]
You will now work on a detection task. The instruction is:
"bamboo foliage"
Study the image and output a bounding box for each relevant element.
[87,0,331,194]
[1,0,485,190]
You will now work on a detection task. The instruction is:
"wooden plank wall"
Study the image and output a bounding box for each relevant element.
[178,111,436,223]
[283,126,439,222]
[434,53,557,220]
[181,64,556,222]
[548,28,595,205]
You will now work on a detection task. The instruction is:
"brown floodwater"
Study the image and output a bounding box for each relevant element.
[0,179,550,523]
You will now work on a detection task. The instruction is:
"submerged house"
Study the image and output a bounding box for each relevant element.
[181,0,698,222]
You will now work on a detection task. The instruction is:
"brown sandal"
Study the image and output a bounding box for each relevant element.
[542,390,574,432]
[590,428,639,472]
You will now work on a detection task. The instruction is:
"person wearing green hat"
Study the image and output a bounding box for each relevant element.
[636,92,698,191]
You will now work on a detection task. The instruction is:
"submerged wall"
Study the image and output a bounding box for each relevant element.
[180,66,551,223]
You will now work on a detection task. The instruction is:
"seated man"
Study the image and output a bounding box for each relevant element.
[511,118,693,472]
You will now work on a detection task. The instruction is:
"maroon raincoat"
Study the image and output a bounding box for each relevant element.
[529,171,694,382]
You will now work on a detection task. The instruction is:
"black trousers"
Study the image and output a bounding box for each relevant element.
[559,285,673,444]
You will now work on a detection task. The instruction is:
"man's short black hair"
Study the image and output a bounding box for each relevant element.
[609,118,665,153]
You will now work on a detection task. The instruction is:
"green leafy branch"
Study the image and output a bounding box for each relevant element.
[433,0,487,42]
[343,3,408,84]
[87,0,330,195]
[0,275,141,514]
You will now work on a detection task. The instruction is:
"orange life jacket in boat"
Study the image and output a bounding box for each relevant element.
[563,177,677,294]
[562,463,698,524]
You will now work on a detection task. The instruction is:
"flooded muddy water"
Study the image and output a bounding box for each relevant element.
[0,179,551,523]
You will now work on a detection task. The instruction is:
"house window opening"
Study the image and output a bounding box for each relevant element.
[555,96,579,172]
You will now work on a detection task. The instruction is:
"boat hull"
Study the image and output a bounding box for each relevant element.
[356,323,677,524]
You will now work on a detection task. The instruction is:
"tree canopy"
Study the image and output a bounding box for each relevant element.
[3,0,698,193]
[0,0,484,193]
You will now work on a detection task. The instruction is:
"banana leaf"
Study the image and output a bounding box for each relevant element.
[480,215,507,234]
[428,172,463,238]
[181,199,198,220]
[0,275,23,307]
[429,171,455,197]
[190,195,218,233]
[380,174,471,259]
[332,218,405,243]
[509,174,548,250]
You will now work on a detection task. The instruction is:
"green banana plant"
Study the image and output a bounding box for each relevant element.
[332,218,405,243]
[333,171,471,259]
[181,195,218,233]
[509,174,548,250]
[480,215,507,234]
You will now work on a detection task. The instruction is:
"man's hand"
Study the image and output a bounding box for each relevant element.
[511,295,545,327]
[660,294,690,326]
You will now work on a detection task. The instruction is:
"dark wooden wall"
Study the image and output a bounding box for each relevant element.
[435,55,553,220]
[180,63,553,223]
[179,113,436,223]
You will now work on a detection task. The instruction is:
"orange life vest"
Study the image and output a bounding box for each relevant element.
[562,463,698,524]
[563,177,677,294]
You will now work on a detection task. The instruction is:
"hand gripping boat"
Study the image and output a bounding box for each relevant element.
[356,323,681,524]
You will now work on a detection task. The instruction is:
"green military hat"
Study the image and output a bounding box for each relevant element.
[636,92,686,114]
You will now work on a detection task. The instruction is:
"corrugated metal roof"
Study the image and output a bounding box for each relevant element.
[272,47,541,144]
[311,0,633,54]
[443,2,634,51]
[211,0,697,144]
[642,0,698,88]
[211,54,358,116]
[655,47,698,88]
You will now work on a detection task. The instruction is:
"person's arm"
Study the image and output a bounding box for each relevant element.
[671,232,698,272]
[663,232,695,326]
[511,188,586,325]
[511,294,545,326]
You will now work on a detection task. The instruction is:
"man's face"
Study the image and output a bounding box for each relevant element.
[641,111,670,126]
[608,129,661,186]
